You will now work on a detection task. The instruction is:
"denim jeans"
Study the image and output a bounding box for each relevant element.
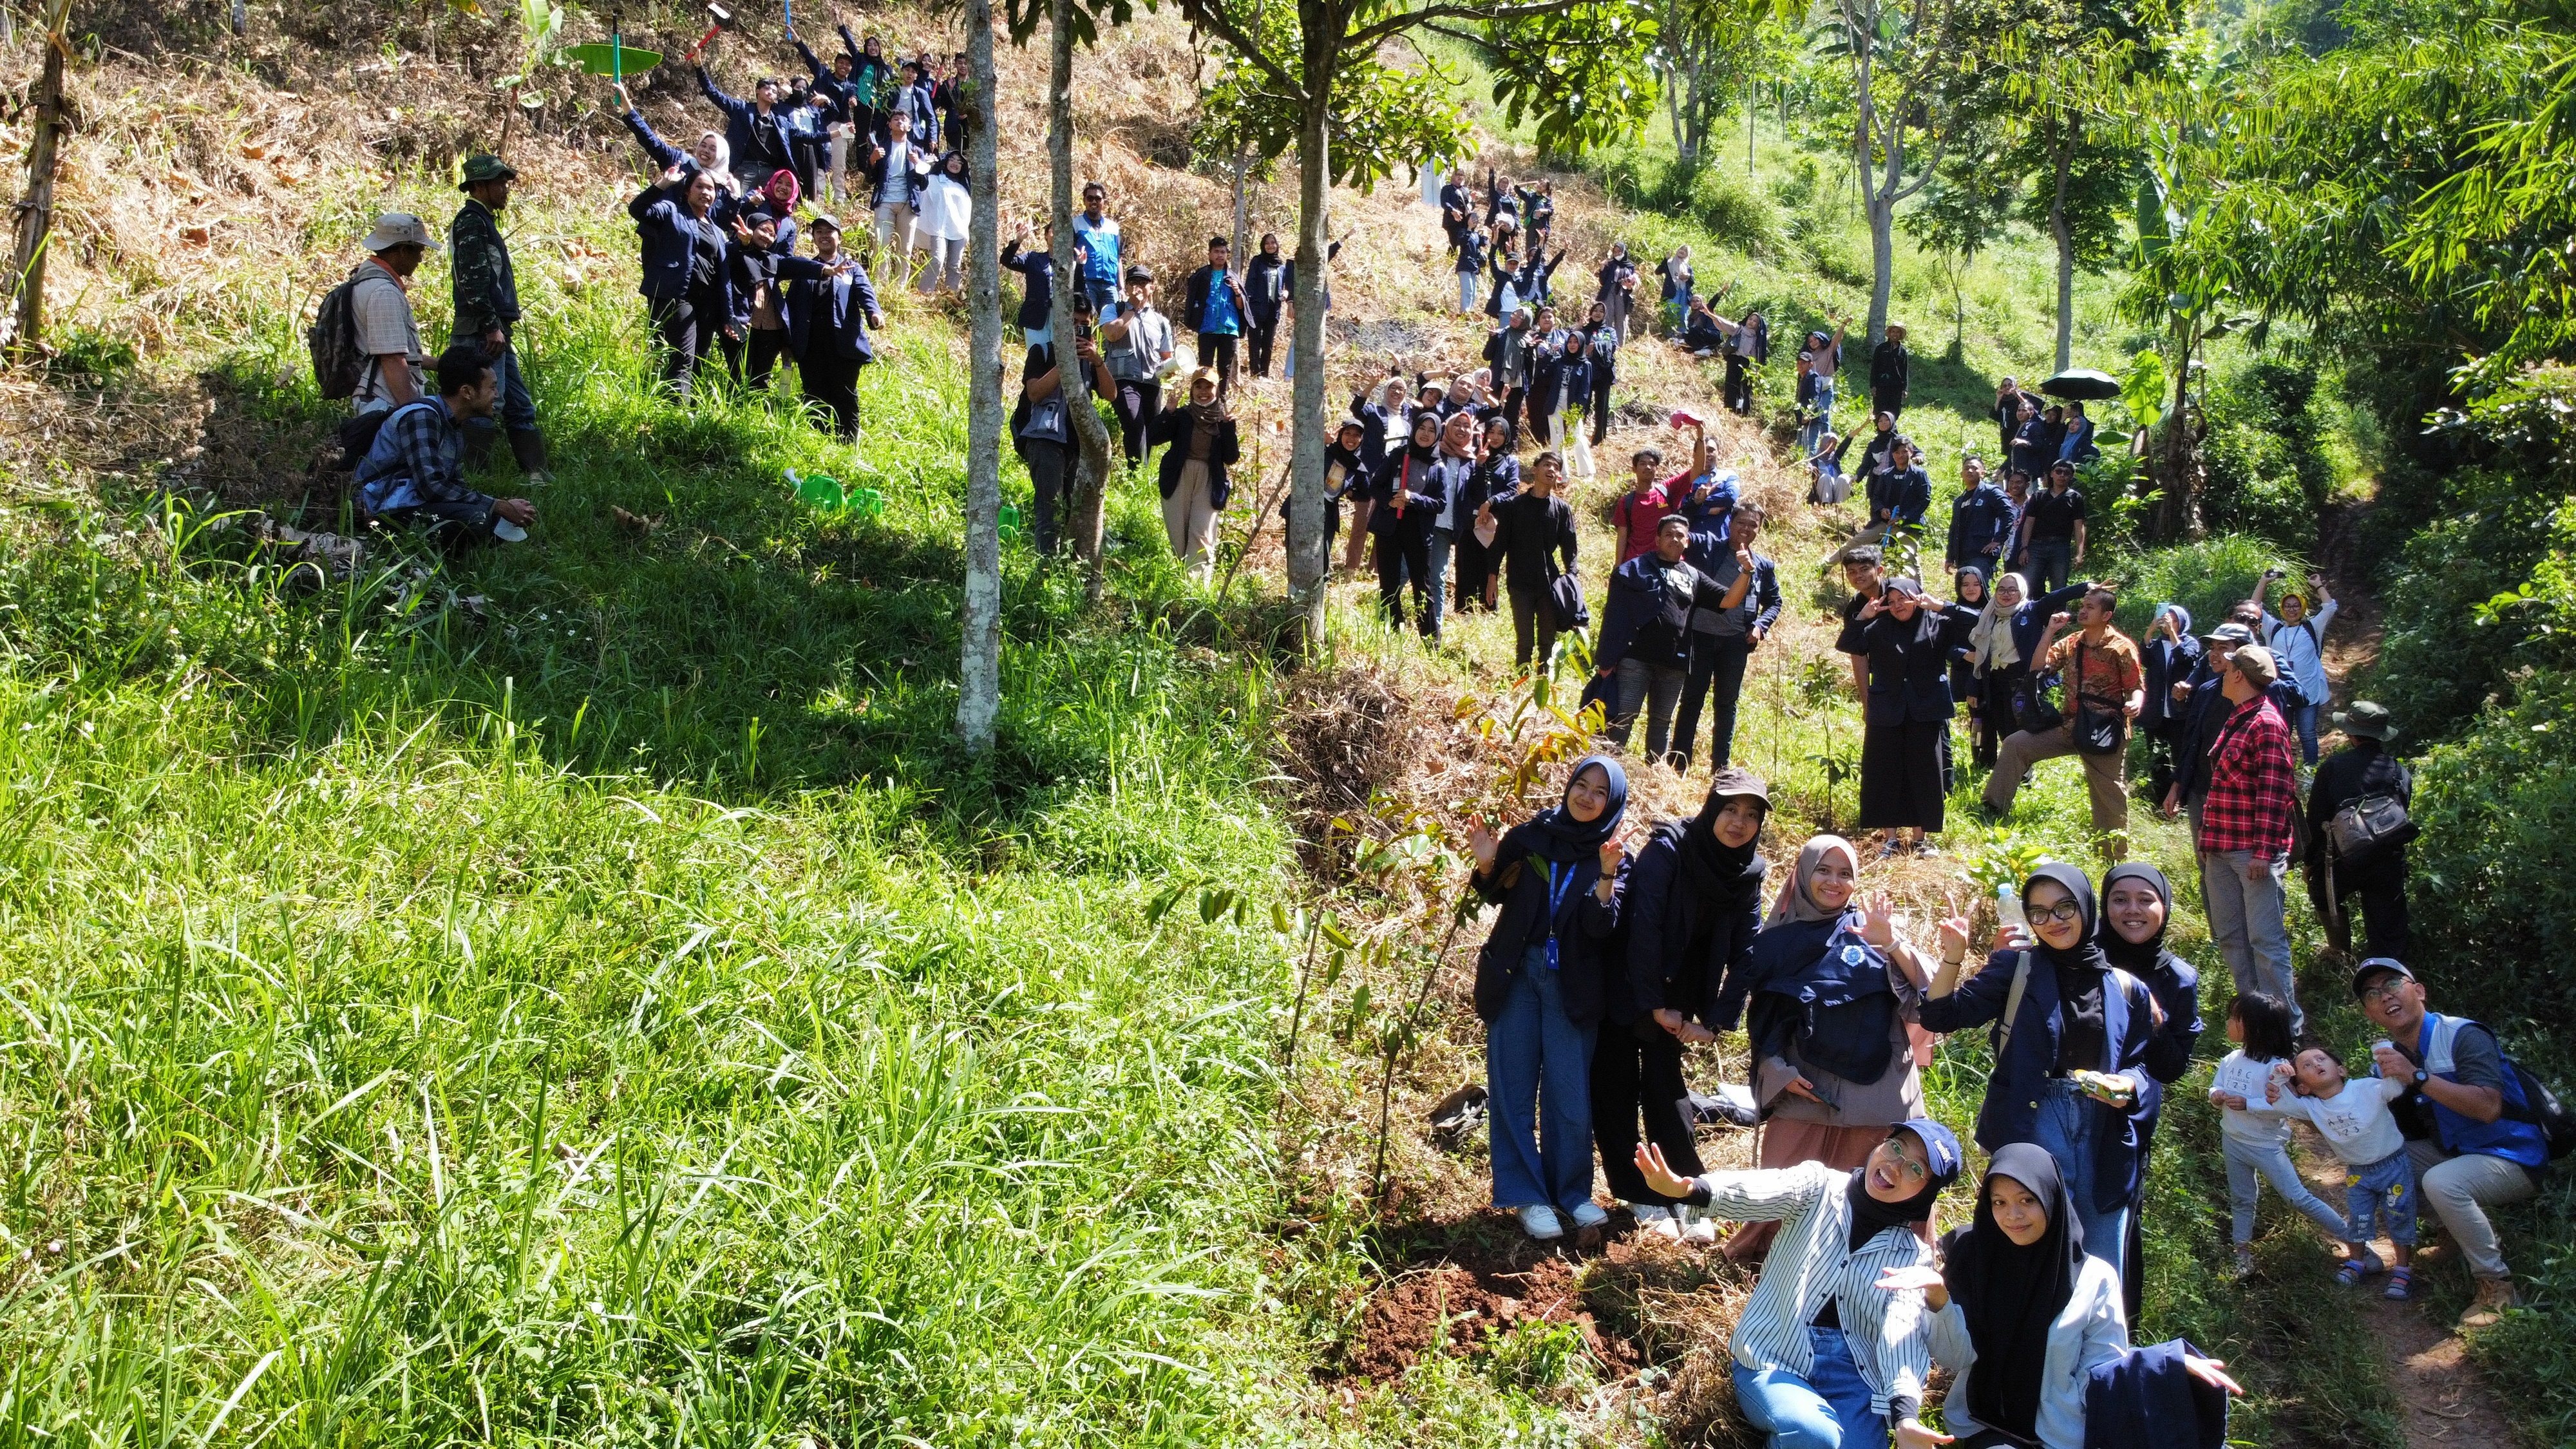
[2344,1148,2418,1249]
[1731,1327,1883,1449]
[1425,528,1454,640]
[1459,271,1479,313]
[2201,849,2298,1034]
[2286,701,2322,766]
[2029,1077,2131,1285]
[2027,536,2074,595]
[1611,656,1688,763]
[2222,1132,2349,1244]
[1486,944,1600,1215]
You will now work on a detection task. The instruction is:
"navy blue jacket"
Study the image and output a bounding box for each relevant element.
[1470,831,1621,1027]
[629,182,731,308]
[2002,583,2090,668]
[1245,254,1289,326]
[1868,464,1932,527]
[2139,634,2205,734]
[2085,1339,2231,1449]
[1456,229,1488,276]
[1615,824,1766,1030]
[1000,239,1054,330]
[1182,265,1249,336]
[1595,553,1739,670]
[1862,605,1978,724]
[781,258,881,363]
[1917,951,2161,1216]
[791,39,866,124]
[1352,396,1412,473]
[1946,482,2015,569]
[723,204,799,332]
[891,80,939,146]
[1367,448,1445,536]
[1143,409,1242,507]
[1530,345,1593,415]
[695,67,793,182]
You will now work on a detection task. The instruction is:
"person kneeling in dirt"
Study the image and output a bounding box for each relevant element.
[352,344,537,550]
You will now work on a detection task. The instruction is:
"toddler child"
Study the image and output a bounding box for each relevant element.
[2208,992,2349,1280]
[2253,1043,2420,1299]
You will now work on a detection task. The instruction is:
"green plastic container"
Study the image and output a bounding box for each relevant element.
[793,472,846,511]
[847,486,886,518]
[998,504,1023,541]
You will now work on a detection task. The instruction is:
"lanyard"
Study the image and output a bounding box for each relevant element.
[1542,859,1579,971]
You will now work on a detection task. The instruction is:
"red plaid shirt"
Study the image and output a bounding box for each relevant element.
[2199,695,2298,857]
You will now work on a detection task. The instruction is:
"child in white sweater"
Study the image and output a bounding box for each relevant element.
[2207,992,2349,1280]
[2250,1045,2419,1299]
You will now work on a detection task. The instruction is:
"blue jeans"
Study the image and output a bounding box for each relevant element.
[2345,1148,2418,1249]
[1732,1327,1884,1449]
[2030,1077,2132,1285]
[1486,944,1598,1215]
[1425,528,1454,639]
[2223,1132,2349,1244]
[1459,271,1479,312]
[2027,536,2074,595]
[451,337,537,437]
[2287,701,2321,766]
[1800,379,1835,456]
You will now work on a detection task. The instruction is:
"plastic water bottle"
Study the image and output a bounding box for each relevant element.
[1995,882,2026,936]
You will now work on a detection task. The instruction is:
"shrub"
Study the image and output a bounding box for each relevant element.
[2101,534,2306,641]
[1686,164,1783,258]
[2197,351,2347,549]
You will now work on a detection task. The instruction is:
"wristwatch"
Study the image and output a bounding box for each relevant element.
[2412,1068,2429,1085]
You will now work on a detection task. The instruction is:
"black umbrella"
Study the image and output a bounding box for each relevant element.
[2039,368,2122,401]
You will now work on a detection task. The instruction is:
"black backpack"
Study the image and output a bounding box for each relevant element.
[307,274,374,401]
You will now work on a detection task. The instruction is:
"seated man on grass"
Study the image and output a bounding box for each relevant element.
[352,343,538,551]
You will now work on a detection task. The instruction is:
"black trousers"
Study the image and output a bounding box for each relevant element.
[1589,376,1615,445]
[1872,384,1906,421]
[1509,585,1558,668]
[743,327,791,392]
[1112,377,1161,467]
[1502,385,1528,434]
[1451,533,1497,613]
[1019,440,1068,554]
[1200,331,1239,401]
[649,290,725,400]
[799,351,862,437]
[1724,355,1753,413]
[1374,527,1433,635]
[1859,717,1949,831]
[1592,1023,1704,1207]
[1247,320,1278,377]
[1976,664,2027,768]
[2316,849,2412,960]
[1671,632,1754,770]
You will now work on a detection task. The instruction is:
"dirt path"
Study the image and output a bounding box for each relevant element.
[2315,495,2385,710]
[2287,1124,2521,1448]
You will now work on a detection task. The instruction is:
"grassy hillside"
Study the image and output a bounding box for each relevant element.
[0,5,2432,1446]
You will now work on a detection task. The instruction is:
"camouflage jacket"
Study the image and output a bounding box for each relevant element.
[450,198,520,334]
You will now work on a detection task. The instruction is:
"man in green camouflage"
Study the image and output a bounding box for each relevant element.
[450,153,549,482]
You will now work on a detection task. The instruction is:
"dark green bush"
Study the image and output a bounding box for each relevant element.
[2197,352,2344,548]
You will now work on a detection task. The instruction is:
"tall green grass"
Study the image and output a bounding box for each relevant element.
[0,177,1312,1447]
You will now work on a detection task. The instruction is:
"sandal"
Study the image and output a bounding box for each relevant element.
[2336,1252,2383,1286]
[2383,1266,2414,1301]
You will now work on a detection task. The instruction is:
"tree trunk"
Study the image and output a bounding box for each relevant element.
[1230,144,1251,265]
[1046,0,1115,603]
[2049,126,2074,374]
[956,0,1006,752]
[1746,77,1756,180]
[1283,44,1335,650]
[1680,52,1709,167]
[8,3,71,360]
[2154,323,2203,542]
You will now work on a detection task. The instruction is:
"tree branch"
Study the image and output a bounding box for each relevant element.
[1345,0,1602,53]
[1185,0,1307,97]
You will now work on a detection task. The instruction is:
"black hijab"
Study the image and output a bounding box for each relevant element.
[2025,863,2112,1072]
[1678,781,1763,889]
[1944,1142,2086,1437]
[1524,755,1628,863]
[2095,862,2174,975]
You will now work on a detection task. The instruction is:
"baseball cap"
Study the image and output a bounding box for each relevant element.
[808,214,842,232]
[2199,621,2255,650]
[2352,957,2414,994]
[1669,408,1704,429]
[1893,1118,1964,1184]
[2231,644,2282,687]
[362,213,440,253]
[1707,767,1772,811]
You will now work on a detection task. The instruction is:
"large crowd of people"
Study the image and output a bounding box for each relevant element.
[301,43,2552,1441]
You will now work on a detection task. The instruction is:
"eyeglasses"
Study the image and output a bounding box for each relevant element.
[2361,983,2409,1005]
[2027,900,2085,925]
[1877,1142,1930,1182]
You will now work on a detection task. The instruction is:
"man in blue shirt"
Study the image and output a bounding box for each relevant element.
[1184,235,1249,404]
[1072,184,1122,319]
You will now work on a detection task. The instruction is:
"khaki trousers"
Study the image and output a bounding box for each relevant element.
[1984,721,2128,835]
[1163,459,1218,580]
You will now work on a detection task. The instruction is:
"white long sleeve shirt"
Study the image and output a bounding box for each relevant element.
[1926,1253,2129,1449]
[2262,598,2338,704]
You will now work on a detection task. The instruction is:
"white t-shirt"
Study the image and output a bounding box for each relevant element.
[2253,1074,2407,1165]
[348,261,422,413]
[2213,1050,2292,1146]
[917,172,971,242]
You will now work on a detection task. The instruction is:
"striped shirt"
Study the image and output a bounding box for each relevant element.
[1692,1161,1934,1417]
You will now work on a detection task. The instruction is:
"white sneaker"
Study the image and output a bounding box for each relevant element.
[1632,1204,1683,1242]
[1680,1207,1720,1245]
[1569,1200,1610,1230]
[1516,1204,1564,1240]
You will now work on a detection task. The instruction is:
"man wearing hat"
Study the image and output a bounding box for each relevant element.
[2196,641,2305,1034]
[2354,958,2545,1329]
[450,155,548,483]
[1869,320,1909,420]
[2307,701,2414,959]
[348,213,437,415]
